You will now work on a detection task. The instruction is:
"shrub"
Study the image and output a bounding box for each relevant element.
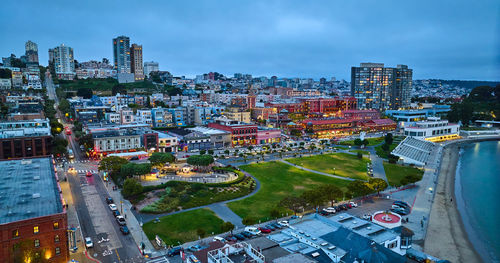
[242,217,257,225]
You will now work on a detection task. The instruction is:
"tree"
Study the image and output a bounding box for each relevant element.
[224,149,230,155]
[146,96,151,108]
[52,137,68,156]
[362,139,369,146]
[79,134,94,151]
[319,184,343,206]
[200,150,206,155]
[301,188,327,212]
[196,228,206,238]
[221,222,235,233]
[58,98,70,115]
[120,163,136,178]
[0,68,12,79]
[357,152,363,159]
[242,217,257,225]
[368,178,388,194]
[347,180,373,198]
[208,149,214,155]
[270,208,280,219]
[148,152,175,167]
[381,143,390,151]
[290,129,302,137]
[384,133,393,145]
[279,196,306,215]
[354,138,363,146]
[99,156,129,173]
[76,87,93,98]
[122,178,143,197]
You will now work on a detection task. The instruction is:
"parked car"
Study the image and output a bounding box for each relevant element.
[188,245,204,252]
[68,167,76,173]
[393,201,410,209]
[241,231,253,238]
[349,202,358,208]
[270,223,282,229]
[323,207,336,214]
[391,207,410,215]
[213,236,225,242]
[245,227,261,236]
[116,216,126,225]
[265,224,276,231]
[109,204,117,211]
[112,210,120,217]
[106,197,114,204]
[234,233,246,240]
[167,247,182,257]
[86,171,93,177]
[85,237,93,248]
[120,226,129,235]
[362,214,371,220]
[225,236,237,242]
[319,210,330,216]
[346,203,352,209]
[258,227,271,233]
[278,221,289,227]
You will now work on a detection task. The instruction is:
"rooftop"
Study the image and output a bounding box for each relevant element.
[187,126,230,135]
[0,157,63,224]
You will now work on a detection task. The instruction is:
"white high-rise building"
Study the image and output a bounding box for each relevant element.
[53,44,75,80]
[144,61,159,77]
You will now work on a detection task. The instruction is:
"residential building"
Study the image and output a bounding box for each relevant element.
[104,112,121,123]
[0,119,52,159]
[11,70,23,88]
[167,128,211,151]
[151,108,173,128]
[402,117,460,142]
[25,40,39,65]
[130,44,144,81]
[187,126,231,148]
[136,109,152,126]
[167,108,186,126]
[0,78,11,89]
[0,157,69,263]
[208,117,258,146]
[53,44,75,80]
[120,109,135,124]
[155,131,178,153]
[144,61,159,78]
[91,128,158,154]
[224,107,251,123]
[113,36,131,73]
[351,63,412,110]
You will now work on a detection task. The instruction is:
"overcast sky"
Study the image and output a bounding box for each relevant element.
[1,0,499,80]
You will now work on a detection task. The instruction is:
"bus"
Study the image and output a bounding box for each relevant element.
[68,149,74,159]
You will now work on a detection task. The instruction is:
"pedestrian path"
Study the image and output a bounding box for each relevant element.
[368,151,388,183]
[207,203,245,229]
[279,159,356,181]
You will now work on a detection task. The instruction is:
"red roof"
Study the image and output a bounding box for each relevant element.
[366,119,396,125]
[342,109,379,113]
[301,119,355,125]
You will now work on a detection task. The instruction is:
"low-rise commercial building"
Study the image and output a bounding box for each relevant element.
[208,117,258,146]
[0,157,68,262]
[403,117,460,142]
[0,119,52,159]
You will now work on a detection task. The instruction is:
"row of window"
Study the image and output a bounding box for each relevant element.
[12,222,59,238]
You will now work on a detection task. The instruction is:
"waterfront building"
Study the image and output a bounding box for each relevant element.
[0,157,69,262]
[402,117,460,142]
[351,63,412,110]
[130,43,144,81]
[113,36,131,73]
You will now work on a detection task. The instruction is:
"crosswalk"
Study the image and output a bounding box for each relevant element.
[69,160,94,164]
[77,170,98,174]
[147,257,170,263]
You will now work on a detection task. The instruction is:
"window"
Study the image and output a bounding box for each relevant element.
[34,226,39,234]
[387,241,397,249]
[55,247,60,255]
[53,222,59,229]
[55,235,60,242]
[12,229,19,238]
[34,239,40,247]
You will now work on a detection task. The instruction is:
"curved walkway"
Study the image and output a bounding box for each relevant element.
[133,170,261,226]
[278,159,356,181]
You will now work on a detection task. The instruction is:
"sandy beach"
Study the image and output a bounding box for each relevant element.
[424,143,483,262]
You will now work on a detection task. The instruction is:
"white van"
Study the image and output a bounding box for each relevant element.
[244,227,261,236]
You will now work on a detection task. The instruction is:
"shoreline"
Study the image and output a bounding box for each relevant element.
[424,137,500,262]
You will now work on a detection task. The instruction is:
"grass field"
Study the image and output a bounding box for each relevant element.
[286,153,370,180]
[383,162,424,186]
[142,208,225,246]
[227,161,350,221]
[350,149,370,156]
[339,137,384,146]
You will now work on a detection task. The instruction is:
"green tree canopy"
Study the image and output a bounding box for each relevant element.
[384,133,393,145]
[99,156,129,173]
[148,152,175,167]
[122,178,143,197]
[368,178,388,194]
[279,196,306,215]
[319,184,344,206]
[187,154,214,167]
[301,187,328,210]
[347,180,373,198]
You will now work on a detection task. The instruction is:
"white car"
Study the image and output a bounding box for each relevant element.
[323,207,336,213]
[278,221,289,227]
[213,236,225,242]
[244,227,261,236]
[85,237,93,248]
[109,204,117,211]
[349,202,358,208]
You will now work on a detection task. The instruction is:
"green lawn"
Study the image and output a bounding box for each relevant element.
[286,153,370,180]
[339,137,384,146]
[142,208,225,246]
[383,162,424,186]
[350,149,370,156]
[227,161,350,221]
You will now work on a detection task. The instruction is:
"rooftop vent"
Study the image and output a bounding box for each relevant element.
[21,160,32,165]
[33,176,40,180]
[339,215,344,219]
[367,227,372,230]
[312,237,317,241]
[353,221,357,224]
[321,242,328,246]
[32,193,40,199]
[305,234,311,237]
[328,245,336,250]
[311,252,320,258]
[7,210,13,216]
[299,231,304,234]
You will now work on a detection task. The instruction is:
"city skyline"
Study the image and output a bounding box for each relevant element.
[1,0,498,80]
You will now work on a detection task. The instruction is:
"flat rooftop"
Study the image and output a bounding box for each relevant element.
[0,157,63,224]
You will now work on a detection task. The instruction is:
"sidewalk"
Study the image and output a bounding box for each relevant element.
[100,176,158,257]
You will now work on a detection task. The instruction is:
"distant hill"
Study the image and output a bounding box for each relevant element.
[426,79,500,90]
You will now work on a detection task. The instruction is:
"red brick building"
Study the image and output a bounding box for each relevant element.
[341,109,380,120]
[207,118,258,146]
[298,117,396,139]
[0,157,69,262]
[263,97,357,116]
